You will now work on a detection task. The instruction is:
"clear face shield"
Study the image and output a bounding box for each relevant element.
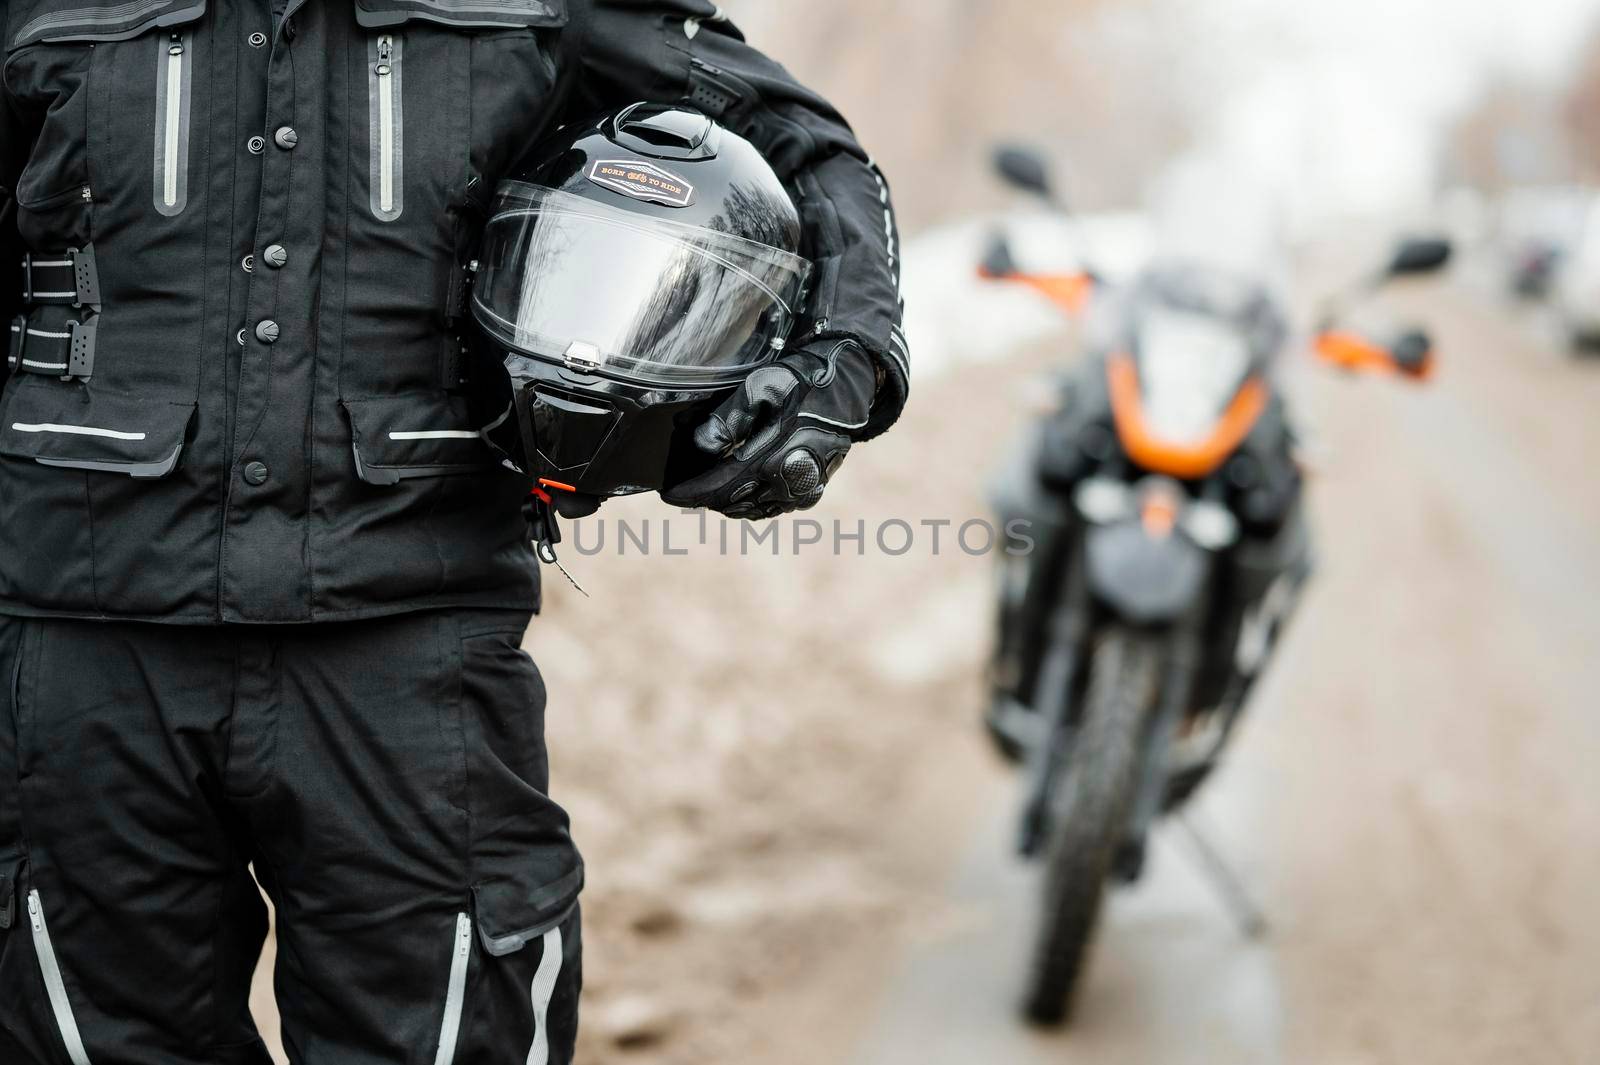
[471,183,813,389]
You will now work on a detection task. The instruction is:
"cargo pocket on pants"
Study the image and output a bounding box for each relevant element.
[0,856,19,1033]
[427,903,578,1065]
[450,625,582,1063]
[23,889,91,1064]
[0,620,91,1064]
[0,617,25,971]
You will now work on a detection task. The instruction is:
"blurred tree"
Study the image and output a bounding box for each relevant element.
[725,0,1195,228]
[1562,25,1600,180]
[1442,16,1600,192]
[1444,80,1572,193]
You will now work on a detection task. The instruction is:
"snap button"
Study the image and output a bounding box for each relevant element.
[236,328,247,346]
[243,461,270,487]
[255,320,280,344]
[241,254,254,273]
[274,127,299,150]
[247,31,267,48]
[263,245,288,269]
[247,135,266,155]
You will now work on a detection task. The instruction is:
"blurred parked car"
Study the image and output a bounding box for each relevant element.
[1555,195,1600,350]
[1497,185,1592,300]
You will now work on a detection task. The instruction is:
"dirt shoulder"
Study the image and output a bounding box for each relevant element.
[537,347,1057,1065]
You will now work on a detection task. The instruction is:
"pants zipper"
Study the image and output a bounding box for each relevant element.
[433,912,472,1065]
[27,890,92,1065]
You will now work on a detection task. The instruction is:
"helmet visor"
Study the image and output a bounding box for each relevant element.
[472,183,812,387]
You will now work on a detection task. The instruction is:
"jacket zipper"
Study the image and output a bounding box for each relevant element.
[369,34,404,222]
[153,31,191,216]
[27,890,93,1065]
[433,912,472,1065]
[378,37,395,212]
[162,36,182,206]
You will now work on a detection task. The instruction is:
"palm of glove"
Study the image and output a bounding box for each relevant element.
[663,340,875,519]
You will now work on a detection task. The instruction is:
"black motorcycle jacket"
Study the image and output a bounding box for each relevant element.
[0,0,908,623]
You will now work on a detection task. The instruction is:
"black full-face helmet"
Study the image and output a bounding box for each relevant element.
[466,104,813,499]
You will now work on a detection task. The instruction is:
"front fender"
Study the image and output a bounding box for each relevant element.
[1084,521,1210,625]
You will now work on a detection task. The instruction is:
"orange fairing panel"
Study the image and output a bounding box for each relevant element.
[976,266,1092,315]
[1106,352,1267,480]
[1015,273,1093,315]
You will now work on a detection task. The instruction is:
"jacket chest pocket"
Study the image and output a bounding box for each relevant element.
[151,26,195,217]
[367,32,405,222]
[464,24,563,186]
[4,2,208,244]
[353,0,566,224]
[2,38,94,246]
[340,1,565,398]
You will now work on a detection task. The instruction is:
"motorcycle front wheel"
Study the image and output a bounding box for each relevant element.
[1022,627,1163,1026]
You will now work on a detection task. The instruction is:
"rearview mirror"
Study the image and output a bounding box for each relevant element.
[1385,236,1453,278]
[1314,325,1435,381]
[979,230,1019,278]
[993,144,1056,201]
[1389,328,1434,378]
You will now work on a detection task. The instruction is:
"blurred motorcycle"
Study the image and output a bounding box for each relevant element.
[979,145,1452,1026]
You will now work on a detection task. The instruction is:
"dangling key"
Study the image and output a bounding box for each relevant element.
[526,488,590,598]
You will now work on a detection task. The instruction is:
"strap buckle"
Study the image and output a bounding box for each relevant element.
[18,244,101,309]
[6,313,26,371]
[67,314,98,380]
[6,311,96,381]
[68,245,101,309]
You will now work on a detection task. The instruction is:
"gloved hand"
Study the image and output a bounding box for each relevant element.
[663,339,876,519]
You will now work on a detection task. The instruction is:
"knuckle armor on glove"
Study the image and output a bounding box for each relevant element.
[663,340,874,518]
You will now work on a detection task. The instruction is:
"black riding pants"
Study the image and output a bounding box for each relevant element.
[0,610,583,1065]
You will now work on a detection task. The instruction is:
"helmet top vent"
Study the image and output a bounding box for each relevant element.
[610,103,720,161]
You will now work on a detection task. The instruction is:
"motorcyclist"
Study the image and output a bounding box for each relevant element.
[0,2,906,1062]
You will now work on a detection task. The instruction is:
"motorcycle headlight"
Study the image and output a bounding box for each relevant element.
[1181,499,1239,551]
[1075,477,1134,524]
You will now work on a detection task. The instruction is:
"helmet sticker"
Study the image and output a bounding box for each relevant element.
[588,159,696,208]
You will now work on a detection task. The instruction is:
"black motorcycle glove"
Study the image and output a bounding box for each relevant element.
[662,339,877,519]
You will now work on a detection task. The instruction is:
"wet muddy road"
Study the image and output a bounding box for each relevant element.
[250,272,1599,1065]
[836,278,1600,1065]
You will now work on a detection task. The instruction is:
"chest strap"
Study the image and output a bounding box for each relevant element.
[20,246,100,307]
[8,315,98,379]
[9,245,100,381]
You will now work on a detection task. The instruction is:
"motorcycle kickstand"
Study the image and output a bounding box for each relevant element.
[1170,812,1269,940]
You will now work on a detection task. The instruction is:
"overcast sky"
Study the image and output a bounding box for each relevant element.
[1162,0,1600,223]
